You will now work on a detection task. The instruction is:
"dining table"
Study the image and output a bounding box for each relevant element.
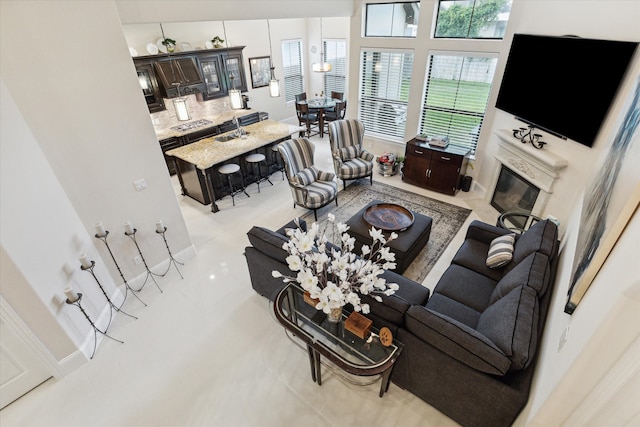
[297,97,338,138]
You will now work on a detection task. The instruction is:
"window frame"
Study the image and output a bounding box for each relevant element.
[433,0,512,40]
[322,38,347,96]
[281,39,304,103]
[364,2,420,38]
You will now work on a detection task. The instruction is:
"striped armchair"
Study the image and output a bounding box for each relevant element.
[328,119,374,190]
[277,138,338,221]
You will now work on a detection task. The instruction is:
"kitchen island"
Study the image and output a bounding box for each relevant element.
[166,120,304,212]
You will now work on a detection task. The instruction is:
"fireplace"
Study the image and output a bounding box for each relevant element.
[487,130,568,218]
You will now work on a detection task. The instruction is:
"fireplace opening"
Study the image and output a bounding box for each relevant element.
[491,165,540,229]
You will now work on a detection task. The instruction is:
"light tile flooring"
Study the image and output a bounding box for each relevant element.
[1,136,499,427]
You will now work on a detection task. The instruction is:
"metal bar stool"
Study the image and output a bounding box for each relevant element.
[218,163,249,206]
[245,153,273,192]
[270,144,285,179]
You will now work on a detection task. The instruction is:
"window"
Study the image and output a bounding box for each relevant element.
[434,0,512,39]
[359,49,414,140]
[365,2,420,37]
[281,39,304,102]
[419,52,498,153]
[323,39,347,96]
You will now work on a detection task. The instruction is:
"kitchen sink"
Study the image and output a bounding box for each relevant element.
[215,132,249,142]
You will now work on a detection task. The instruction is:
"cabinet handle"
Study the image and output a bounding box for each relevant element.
[426,169,431,178]
[441,156,451,161]
[414,150,424,155]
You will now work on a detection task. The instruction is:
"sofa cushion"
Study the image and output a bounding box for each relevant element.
[511,219,558,264]
[425,293,481,329]
[452,239,504,282]
[477,285,539,371]
[246,226,290,264]
[431,264,498,314]
[486,233,516,269]
[405,305,512,375]
[490,252,551,304]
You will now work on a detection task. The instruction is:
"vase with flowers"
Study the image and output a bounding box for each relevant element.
[272,214,399,323]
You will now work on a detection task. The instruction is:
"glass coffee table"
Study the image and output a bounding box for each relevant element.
[272,283,403,397]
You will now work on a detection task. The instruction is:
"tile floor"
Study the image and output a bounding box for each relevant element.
[0,135,499,427]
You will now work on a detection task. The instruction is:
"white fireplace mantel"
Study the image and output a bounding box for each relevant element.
[487,129,569,217]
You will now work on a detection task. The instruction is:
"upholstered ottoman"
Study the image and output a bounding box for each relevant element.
[346,199,432,274]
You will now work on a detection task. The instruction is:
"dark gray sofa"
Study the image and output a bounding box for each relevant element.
[244,218,559,427]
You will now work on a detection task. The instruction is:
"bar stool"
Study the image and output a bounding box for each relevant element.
[270,145,285,179]
[218,163,249,206]
[245,153,273,192]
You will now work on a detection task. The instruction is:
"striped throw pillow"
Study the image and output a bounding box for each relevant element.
[486,233,516,269]
[339,145,361,161]
[292,166,319,186]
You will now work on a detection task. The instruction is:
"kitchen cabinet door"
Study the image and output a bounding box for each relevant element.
[198,54,225,100]
[154,57,205,97]
[225,52,248,93]
[135,61,165,113]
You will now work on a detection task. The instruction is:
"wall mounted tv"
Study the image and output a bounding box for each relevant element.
[495,34,637,148]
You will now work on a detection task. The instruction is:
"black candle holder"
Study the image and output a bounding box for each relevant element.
[80,260,137,320]
[95,230,147,307]
[65,293,123,359]
[124,229,163,293]
[156,226,184,279]
[512,126,546,149]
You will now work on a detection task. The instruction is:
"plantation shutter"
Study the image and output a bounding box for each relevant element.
[359,49,414,140]
[419,52,498,153]
[282,39,304,102]
[323,39,347,95]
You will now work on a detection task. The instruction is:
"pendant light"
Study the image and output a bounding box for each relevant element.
[312,18,332,73]
[222,21,243,110]
[267,19,280,97]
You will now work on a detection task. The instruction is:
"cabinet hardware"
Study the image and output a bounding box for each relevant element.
[441,156,451,161]
[415,150,424,155]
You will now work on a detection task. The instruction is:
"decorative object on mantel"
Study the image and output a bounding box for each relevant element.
[154,220,184,279]
[272,213,400,323]
[124,222,163,294]
[210,35,224,48]
[512,126,546,149]
[93,222,147,307]
[64,291,123,359]
[161,37,176,53]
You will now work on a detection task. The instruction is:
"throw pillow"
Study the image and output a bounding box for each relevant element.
[486,233,516,269]
[292,165,319,186]
[339,145,360,161]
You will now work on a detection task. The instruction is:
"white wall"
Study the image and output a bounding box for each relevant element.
[1,1,193,365]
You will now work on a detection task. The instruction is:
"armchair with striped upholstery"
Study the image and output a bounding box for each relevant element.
[327,119,374,190]
[277,138,338,221]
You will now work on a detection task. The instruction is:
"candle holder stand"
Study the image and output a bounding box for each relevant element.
[95,231,147,307]
[125,229,163,293]
[65,293,123,359]
[512,126,546,149]
[81,261,137,321]
[156,227,184,279]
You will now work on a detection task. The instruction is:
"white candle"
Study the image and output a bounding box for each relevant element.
[155,220,164,233]
[95,222,107,237]
[64,286,79,303]
[78,253,92,269]
[124,221,134,235]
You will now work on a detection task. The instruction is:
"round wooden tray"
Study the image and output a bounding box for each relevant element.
[363,203,414,232]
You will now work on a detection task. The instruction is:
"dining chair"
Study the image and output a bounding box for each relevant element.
[330,91,344,101]
[295,93,307,102]
[327,119,374,190]
[296,102,320,137]
[277,138,338,221]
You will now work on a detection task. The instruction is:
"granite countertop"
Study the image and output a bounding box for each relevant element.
[165,120,304,170]
[154,110,256,140]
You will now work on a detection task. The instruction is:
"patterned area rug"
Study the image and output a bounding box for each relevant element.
[301,180,472,284]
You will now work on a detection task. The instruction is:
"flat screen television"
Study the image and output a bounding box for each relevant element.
[495,34,637,147]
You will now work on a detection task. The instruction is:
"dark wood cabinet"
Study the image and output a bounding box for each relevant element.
[154,57,205,98]
[159,137,182,175]
[402,138,470,195]
[135,60,165,113]
[198,53,226,100]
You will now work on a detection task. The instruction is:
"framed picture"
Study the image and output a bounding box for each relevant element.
[249,56,271,89]
[565,76,640,314]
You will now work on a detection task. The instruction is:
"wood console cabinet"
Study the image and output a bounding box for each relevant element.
[402,138,470,195]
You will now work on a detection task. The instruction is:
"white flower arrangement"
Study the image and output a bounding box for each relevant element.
[272,213,400,315]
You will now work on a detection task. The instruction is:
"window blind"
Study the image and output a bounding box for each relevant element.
[282,39,304,102]
[323,39,347,95]
[359,49,414,140]
[419,52,497,153]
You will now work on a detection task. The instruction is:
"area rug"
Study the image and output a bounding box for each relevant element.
[300,180,472,284]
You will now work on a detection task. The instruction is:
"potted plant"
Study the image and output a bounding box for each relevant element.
[211,36,224,48]
[161,37,176,52]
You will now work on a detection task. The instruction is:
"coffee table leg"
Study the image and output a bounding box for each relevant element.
[314,350,322,385]
[379,367,393,397]
[307,345,317,383]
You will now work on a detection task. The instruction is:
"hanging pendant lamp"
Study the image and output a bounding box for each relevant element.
[222,21,243,110]
[312,17,332,73]
[267,19,280,97]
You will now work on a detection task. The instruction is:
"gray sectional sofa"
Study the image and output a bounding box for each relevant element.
[244,217,559,427]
